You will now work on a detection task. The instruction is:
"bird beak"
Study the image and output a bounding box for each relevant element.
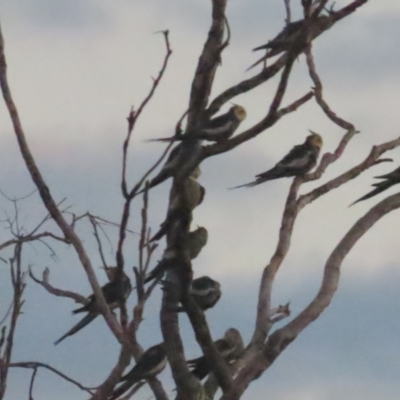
[308,129,319,135]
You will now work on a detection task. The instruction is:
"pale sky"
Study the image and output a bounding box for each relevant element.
[1,1,400,399]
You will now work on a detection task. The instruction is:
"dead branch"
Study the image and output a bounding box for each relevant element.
[298,136,400,208]
[28,267,88,304]
[250,178,302,349]
[186,0,227,128]
[284,0,291,24]
[8,362,95,394]
[305,45,354,130]
[122,30,173,198]
[0,21,123,344]
[222,192,400,399]
[0,232,68,252]
[0,243,26,399]
[89,216,108,269]
[28,367,37,400]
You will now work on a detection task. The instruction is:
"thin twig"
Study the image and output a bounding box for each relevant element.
[89,216,108,269]
[28,367,37,400]
[28,267,88,304]
[0,20,124,343]
[284,0,292,24]
[305,44,354,130]
[8,362,95,394]
[121,30,173,197]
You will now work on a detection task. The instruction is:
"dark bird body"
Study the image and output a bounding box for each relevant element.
[110,343,166,400]
[54,268,131,345]
[148,105,246,143]
[250,16,333,69]
[232,132,323,188]
[145,142,202,190]
[150,176,205,242]
[145,227,208,284]
[188,328,244,380]
[178,276,221,312]
[351,165,400,206]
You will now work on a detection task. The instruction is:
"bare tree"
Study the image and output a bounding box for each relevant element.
[1,0,398,399]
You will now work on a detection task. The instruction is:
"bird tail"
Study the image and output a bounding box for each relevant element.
[229,181,259,189]
[144,266,162,284]
[188,358,210,380]
[54,313,98,345]
[144,136,176,143]
[253,42,271,51]
[71,304,89,314]
[148,223,168,243]
[109,380,140,400]
[246,56,268,71]
[349,181,393,207]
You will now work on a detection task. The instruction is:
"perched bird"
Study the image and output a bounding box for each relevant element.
[178,276,221,312]
[149,177,205,242]
[232,132,323,188]
[350,165,400,206]
[188,328,244,380]
[144,227,208,284]
[183,226,208,259]
[110,343,167,400]
[250,16,333,69]
[54,267,131,345]
[147,105,247,144]
[145,143,202,190]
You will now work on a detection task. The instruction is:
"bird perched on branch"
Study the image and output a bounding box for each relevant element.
[232,132,323,189]
[147,105,247,143]
[350,165,400,206]
[178,276,221,312]
[188,328,244,380]
[54,267,131,345]
[250,16,333,69]
[144,227,208,284]
[110,343,167,400]
[149,176,205,242]
[145,143,202,191]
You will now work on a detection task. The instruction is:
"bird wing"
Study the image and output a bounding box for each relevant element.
[201,118,235,136]
[275,144,313,168]
[253,20,305,51]
[120,345,166,382]
[72,295,95,314]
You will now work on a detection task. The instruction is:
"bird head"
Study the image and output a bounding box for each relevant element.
[194,226,208,245]
[307,131,323,149]
[231,105,247,121]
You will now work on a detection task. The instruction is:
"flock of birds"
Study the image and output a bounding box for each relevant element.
[50,18,400,398]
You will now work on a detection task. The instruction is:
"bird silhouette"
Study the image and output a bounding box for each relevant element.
[54,267,131,345]
[147,105,246,143]
[110,343,166,400]
[188,328,244,380]
[144,227,208,284]
[232,132,323,188]
[178,276,221,312]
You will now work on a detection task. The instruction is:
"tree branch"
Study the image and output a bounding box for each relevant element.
[0,20,123,344]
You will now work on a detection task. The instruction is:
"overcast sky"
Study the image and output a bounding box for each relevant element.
[1,1,400,399]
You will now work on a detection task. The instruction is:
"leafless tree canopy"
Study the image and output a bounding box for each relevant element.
[2,0,399,399]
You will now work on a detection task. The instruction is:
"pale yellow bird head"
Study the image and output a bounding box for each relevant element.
[232,105,247,121]
[307,130,323,149]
